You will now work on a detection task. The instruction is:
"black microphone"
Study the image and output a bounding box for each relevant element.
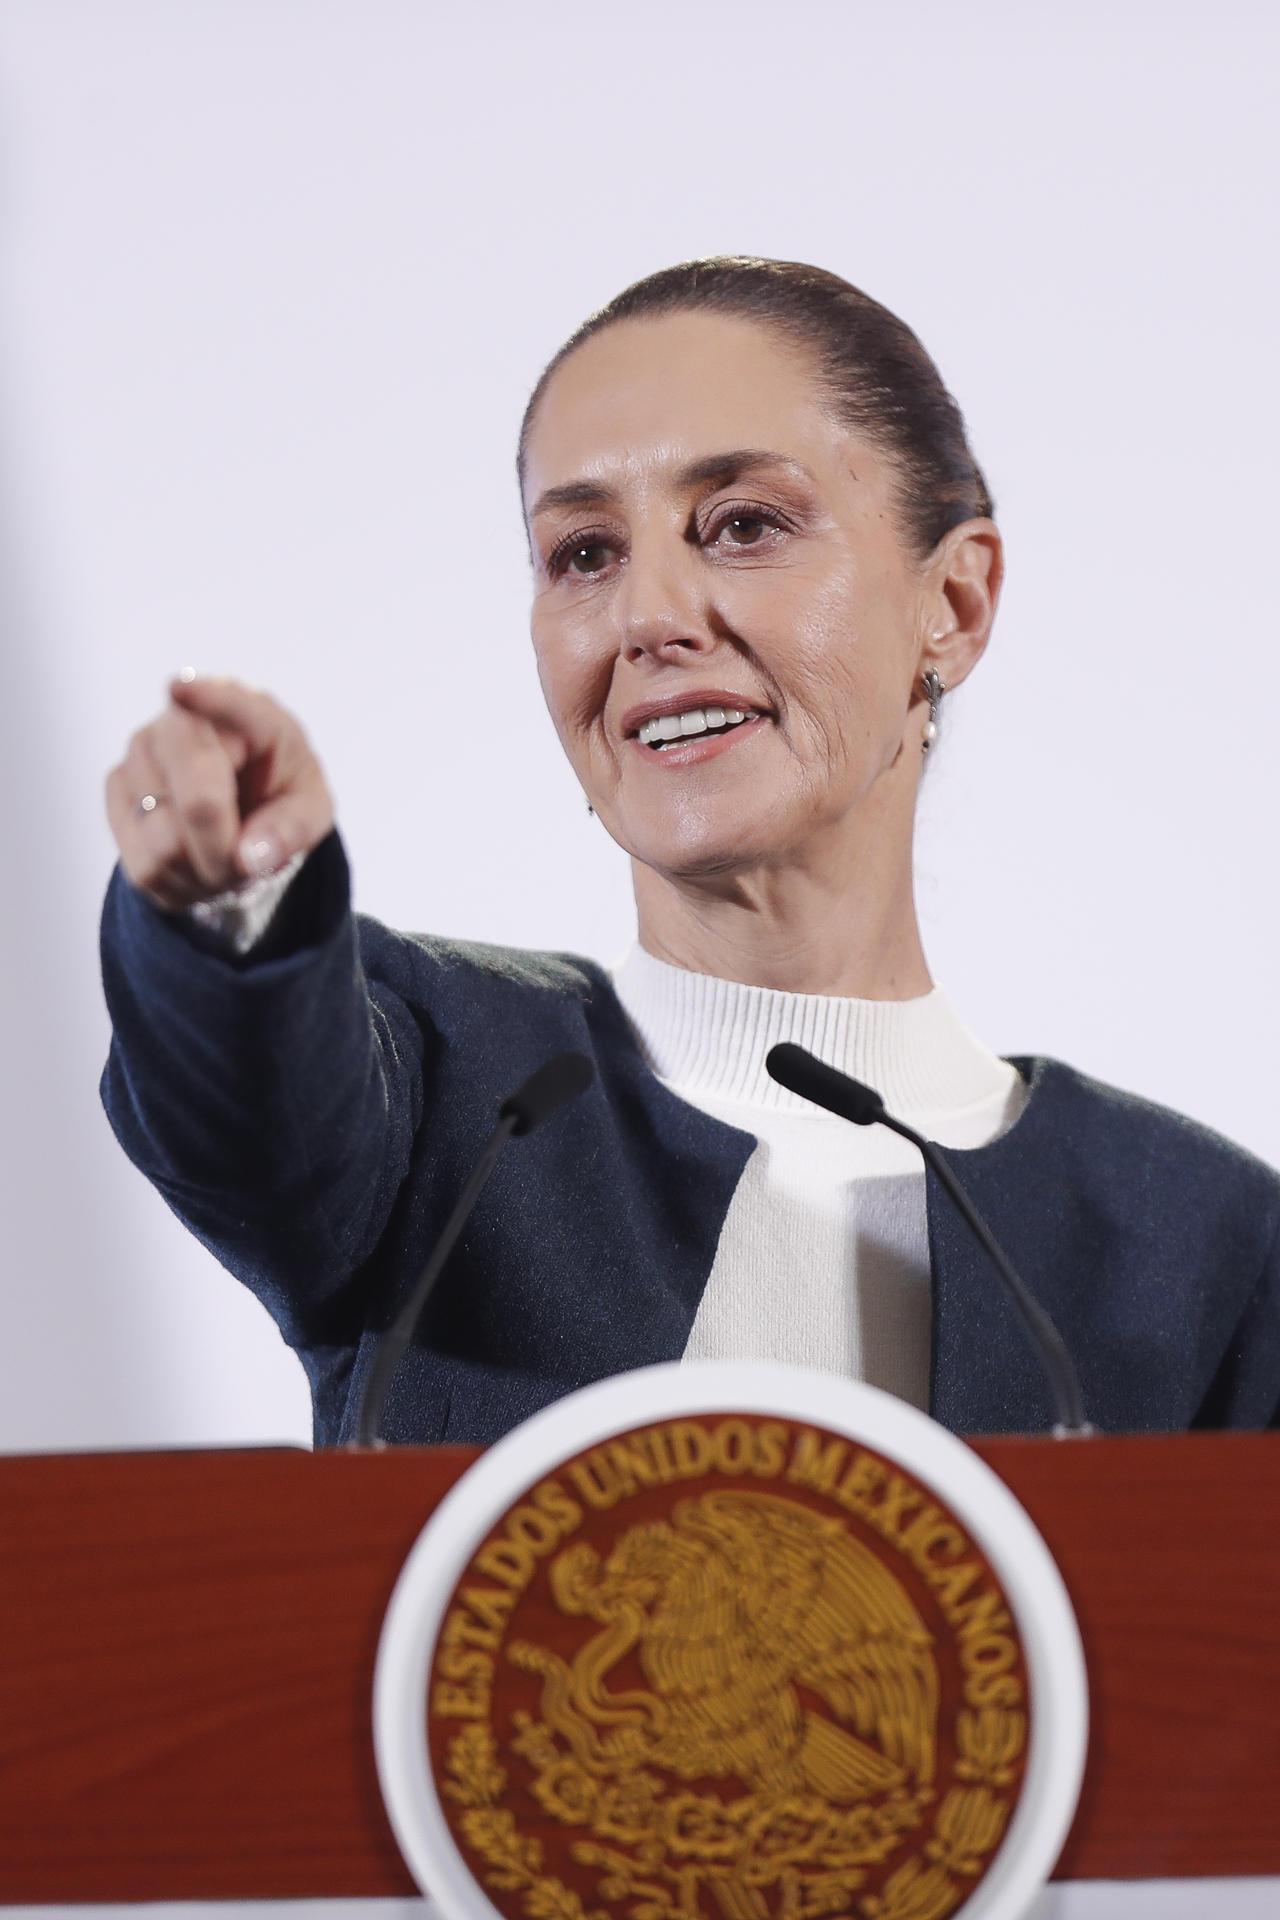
[353,1051,595,1447]
[500,1051,594,1134]
[766,1042,1092,1436]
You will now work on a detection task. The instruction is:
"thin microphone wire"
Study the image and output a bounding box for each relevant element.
[766,1042,1093,1436]
[351,1050,594,1448]
[878,1111,1091,1436]
[353,1112,518,1448]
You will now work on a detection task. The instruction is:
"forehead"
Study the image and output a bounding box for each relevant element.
[522,311,859,505]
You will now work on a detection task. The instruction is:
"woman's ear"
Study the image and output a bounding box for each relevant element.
[917,519,1003,690]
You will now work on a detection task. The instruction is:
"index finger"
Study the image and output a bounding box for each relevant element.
[168,675,300,758]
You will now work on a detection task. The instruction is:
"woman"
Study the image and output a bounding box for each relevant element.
[100,258,1280,1443]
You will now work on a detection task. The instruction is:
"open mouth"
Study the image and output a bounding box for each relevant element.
[635,705,758,751]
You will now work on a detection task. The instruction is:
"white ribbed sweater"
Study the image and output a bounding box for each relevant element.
[610,947,1026,1410]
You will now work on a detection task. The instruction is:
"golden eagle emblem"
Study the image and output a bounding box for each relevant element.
[431,1418,1029,1920]
[511,1490,938,1805]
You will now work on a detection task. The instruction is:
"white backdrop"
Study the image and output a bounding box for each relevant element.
[1,0,1278,1454]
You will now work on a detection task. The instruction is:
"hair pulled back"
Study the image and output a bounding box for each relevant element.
[518,256,993,558]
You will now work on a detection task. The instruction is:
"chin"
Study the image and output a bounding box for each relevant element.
[624,808,782,883]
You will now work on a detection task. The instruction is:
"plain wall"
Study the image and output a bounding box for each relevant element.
[1,0,1277,1451]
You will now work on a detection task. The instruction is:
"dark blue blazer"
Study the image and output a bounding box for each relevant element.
[99,835,1280,1444]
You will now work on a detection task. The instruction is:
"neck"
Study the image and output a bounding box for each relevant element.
[630,816,932,1001]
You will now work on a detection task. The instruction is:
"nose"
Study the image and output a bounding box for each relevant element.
[613,532,715,665]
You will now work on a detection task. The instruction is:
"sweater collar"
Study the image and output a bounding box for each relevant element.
[611,944,1014,1119]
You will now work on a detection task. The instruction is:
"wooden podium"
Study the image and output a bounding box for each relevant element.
[0,1432,1276,1905]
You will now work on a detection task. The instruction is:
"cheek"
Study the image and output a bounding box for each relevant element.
[722,561,905,731]
[531,610,612,747]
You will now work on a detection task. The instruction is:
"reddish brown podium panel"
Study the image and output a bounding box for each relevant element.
[0,1433,1275,1903]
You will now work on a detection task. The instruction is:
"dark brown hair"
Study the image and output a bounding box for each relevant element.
[518,256,993,557]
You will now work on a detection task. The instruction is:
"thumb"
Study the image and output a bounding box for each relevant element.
[236,771,334,880]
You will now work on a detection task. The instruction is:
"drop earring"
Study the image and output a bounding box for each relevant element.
[586,802,595,817]
[921,669,946,753]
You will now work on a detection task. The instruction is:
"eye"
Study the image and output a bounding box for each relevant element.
[704,505,788,552]
[568,542,612,574]
[546,530,620,579]
[721,516,769,545]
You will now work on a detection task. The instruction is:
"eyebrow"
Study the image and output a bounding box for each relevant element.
[528,448,816,521]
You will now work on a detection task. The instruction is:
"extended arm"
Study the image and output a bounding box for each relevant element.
[100,681,425,1345]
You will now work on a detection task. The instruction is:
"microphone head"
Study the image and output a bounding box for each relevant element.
[765,1042,886,1127]
[500,1051,595,1136]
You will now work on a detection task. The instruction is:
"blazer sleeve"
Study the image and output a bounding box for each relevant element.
[98,832,427,1346]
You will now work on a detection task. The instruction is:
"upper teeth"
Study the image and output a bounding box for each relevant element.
[638,706,751,747]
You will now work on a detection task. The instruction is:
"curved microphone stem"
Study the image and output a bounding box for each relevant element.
[353,1112,518,1449]
[879,1110,1092,1437]
[764,1041,1093,1437]
[351,1050,594,1449]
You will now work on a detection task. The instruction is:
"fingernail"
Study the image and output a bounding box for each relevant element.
[240,832,284,877]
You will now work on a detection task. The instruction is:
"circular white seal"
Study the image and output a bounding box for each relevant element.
[375,1362,1087,1920]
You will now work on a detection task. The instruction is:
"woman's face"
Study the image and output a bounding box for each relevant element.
[523,311,986,884]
